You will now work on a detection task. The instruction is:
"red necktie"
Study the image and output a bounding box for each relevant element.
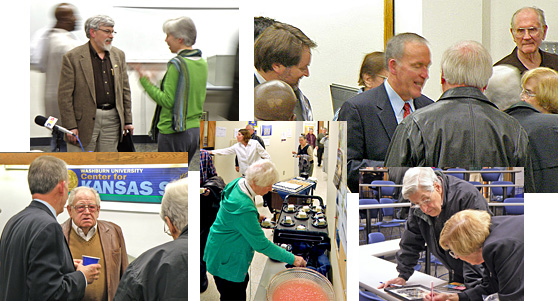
[403,102,411,118]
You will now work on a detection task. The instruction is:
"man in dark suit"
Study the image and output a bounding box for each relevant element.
[338,33,434,192]
[254,22,317,121]
[0,156,101,300]
[58,15,133,152]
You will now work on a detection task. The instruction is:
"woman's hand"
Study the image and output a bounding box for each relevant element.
[293,255,307,267]
[259,214,266,223]
[423,292,458,301]
[292,151,297,154]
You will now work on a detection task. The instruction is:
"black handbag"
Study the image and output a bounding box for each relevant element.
[117,132,135,152]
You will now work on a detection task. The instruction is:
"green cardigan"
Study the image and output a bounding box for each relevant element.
[204,178,295,282]
[140,49,208,134]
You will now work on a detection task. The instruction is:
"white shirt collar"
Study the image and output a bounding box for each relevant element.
[238,178,257,202]
[33,199,57,218]
[71,219,98,241]
[384,80,415,124]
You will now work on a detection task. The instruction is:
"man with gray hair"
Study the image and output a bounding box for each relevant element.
[0,156,101,300]
[379,167,491,300]
[484,65,522,111]
[385,41,533,193]
[338,32,434,193]
[61,186,128,301]
[114,178,188,300]
[58,15,133,152]
[495,6,558,73]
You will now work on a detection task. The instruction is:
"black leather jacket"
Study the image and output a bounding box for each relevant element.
[385,87,534,192]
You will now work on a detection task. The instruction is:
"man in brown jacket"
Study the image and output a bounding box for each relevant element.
[58,15,133,152]
[61,186,129,301]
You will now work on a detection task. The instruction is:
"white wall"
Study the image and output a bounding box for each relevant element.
[211,121,320,184]
[398,0,558,101]
[250,0,385,120]
[29,0,239,137]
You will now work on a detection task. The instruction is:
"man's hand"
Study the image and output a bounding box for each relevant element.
[76,262,101,284]
[293,255,307,267]
[377,277,406,289]
[235,166,239,172]
[124,124,134,136]
[201,188,210,196]
[67,129,79,144]
[73,259,82,269]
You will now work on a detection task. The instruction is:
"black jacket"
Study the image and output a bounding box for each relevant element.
[458,216,524,301]
[338,83,433,192]
[0,201,86,301]
[396,172,491,300]
[385,87,535,192]
[114,227,188,301]
[505,101,558,192]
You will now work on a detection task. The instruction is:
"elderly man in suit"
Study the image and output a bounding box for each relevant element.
[0,156,101,300]
[338,33,434,192]
[61,186,128,301]
[58,15,133,152]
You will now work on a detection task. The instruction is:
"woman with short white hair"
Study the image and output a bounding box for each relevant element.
[134,16,207,164]
[204,160,306,300]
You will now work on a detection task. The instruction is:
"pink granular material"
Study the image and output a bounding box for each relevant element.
[272,278,329,301]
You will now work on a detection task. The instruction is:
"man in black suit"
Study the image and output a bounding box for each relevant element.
[338,33,434,192]
[0,156,101,301]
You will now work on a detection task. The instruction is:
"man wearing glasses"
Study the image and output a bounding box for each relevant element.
[61,186,129,301]
[379,167,493,301]
[58,15,133,152]
[495,6,558,73]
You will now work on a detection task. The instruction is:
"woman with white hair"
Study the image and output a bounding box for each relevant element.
[204,160,306,300]
[426,210,524,301]
[114,178,188,300]
[134,16,208,164]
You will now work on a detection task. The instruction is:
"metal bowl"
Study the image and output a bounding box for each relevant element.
[266,267,335,301]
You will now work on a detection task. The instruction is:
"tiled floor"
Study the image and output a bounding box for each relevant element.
[201,160,329,300]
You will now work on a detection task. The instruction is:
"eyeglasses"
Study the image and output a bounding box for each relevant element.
[520,89,536,99]
[164,223,172,236]
[411,192,433,209]
[514,27,540,38]
[97,29,116,35]
[73,204,98,213]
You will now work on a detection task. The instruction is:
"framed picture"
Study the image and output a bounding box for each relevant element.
[385,285,435,301]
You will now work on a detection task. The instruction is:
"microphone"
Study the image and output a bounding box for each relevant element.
[34,115,76,136]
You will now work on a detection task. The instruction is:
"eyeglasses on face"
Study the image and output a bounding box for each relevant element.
[514,27,540,38]
[520,89,536,99]
[97,28,116,35]
[449,250,459,259]
[411,191,433,209]
[73,204,98,213]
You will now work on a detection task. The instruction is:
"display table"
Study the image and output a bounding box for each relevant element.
[360,239,401,257]
[359,254,446,301]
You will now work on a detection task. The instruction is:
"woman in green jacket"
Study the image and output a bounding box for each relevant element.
[135,16,207,164]
[204,160,306,300]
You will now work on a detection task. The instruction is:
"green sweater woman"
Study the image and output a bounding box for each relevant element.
[204,160,307,300]
[135,16,207,164]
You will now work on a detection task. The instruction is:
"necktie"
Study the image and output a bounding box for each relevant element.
[403,102,411,119]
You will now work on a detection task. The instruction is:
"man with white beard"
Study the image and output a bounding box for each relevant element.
[58,15,133,152]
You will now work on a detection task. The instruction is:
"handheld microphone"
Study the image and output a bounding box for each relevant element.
[34,115,76,136]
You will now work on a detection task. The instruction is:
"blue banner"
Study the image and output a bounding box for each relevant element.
[67,165,188,204]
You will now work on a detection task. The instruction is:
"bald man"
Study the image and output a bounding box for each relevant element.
[254,80,297,120]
